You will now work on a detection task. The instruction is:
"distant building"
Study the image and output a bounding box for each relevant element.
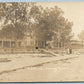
[71,40,83,49]
[0,39,22,48]
[0,30,35,49]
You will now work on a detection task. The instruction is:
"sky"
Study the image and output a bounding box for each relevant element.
[37,2,84,39]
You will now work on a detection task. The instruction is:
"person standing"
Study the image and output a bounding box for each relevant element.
[68,47,72,54]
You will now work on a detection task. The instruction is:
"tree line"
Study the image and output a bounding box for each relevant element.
[0,3,73,48]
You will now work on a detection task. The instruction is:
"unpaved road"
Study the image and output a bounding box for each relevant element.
[0,49,83,82]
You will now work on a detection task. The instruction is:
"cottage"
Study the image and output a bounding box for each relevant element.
[0,39,22,48]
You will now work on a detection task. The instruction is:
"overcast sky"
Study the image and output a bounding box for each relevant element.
[38,2,84,39]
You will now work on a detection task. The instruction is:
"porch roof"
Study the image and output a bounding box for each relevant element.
[0,38,22,42]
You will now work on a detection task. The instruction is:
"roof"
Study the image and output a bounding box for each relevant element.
[0,38,22,42]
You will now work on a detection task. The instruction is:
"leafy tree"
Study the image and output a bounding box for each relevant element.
[0,3,73,48]
[30,5,73,48]
[0,23,26,40]
[0,3,35,40]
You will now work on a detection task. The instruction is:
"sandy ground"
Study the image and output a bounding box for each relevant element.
[0,49,83,82]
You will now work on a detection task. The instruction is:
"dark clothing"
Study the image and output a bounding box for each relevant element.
[69,48,72,54]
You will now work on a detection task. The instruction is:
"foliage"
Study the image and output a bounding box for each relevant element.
[0,3,73,48]
[0,23,26,40]
[30,5,73,47]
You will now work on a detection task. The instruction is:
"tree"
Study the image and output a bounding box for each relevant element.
[0,23,26,40]
[30,5,73,48]
[0,3,73,48]
[0,3,35,40]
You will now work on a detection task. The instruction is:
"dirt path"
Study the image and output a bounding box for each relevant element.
[0,55,78,76]
[0,52,80,82]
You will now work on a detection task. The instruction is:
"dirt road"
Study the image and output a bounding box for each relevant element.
[0,49,83,82]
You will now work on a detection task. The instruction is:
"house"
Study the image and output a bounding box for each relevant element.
[0,30,35,49]
[0,38,22,48]
[71,40,83,49]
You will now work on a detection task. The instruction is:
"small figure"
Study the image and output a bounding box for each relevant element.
[68,47,72,54]
[69,48,72,54]
[36,47,38,49]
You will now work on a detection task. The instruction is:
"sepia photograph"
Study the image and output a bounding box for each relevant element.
[0,2,83,82]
